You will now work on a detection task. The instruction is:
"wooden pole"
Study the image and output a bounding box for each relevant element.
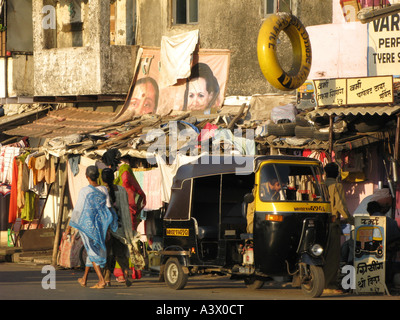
[329,114,334,159]
[51,157,68,266]
[394,114,400,161]
[393,114,400,220]
[227,103,247,130]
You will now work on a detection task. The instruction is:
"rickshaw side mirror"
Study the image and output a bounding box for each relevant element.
[243,193,255,203]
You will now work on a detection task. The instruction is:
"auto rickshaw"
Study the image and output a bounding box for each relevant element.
[355,226,384,259]
[160,155,332,298]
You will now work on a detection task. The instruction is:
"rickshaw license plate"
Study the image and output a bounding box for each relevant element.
[166,228,189,237]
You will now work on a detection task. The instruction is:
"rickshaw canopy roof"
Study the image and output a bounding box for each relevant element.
[171,155,322,189]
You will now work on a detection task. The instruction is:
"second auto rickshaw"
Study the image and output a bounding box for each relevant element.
[160,155,332,298]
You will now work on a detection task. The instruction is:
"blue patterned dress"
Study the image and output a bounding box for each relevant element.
[70,185,117,267]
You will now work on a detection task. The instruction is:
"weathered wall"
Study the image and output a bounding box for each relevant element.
[8,55,34,97]
[33,0,136,97]
[0,55,34,98]
[6,0,34,52]
[293,0,332,27]
[136,0,333,96]
[101,45,138,94]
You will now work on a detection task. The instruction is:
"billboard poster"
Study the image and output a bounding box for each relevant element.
[354,215,386,294]
[116,47,230,120]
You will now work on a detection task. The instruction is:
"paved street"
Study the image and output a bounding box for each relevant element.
[1,261,399,319]
[1,262,399,301]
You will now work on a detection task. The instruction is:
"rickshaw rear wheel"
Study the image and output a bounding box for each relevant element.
[300,265,324,298]
[244,277,264,290]
[164,257,188,290]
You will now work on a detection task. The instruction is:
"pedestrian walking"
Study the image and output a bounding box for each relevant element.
[101,168,142,287]
[67,166,117,289]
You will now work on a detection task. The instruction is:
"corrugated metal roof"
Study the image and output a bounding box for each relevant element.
[309,105,400,117]
[0,105,51,126]
[4,107,116,138]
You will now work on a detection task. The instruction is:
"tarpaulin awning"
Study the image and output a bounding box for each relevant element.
[309,105,400,117]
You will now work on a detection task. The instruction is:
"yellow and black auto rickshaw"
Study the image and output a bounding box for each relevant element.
[160,155,332,298]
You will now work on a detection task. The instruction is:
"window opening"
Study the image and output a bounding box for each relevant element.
[173,0,198,25]
[110,0,136,45]
[264,0,291,17]
[259,163,326,202]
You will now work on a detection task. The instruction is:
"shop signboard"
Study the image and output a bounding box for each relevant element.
[347,76,393,104]
[313,75,393,107]
[354,215,386,294]
[367,13,400,76]
[314,78,346,107]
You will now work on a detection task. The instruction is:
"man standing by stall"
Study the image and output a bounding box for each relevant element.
[323,162,354,293]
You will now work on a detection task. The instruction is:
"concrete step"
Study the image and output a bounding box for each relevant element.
[0,247,52,265]
[0,247,22,262]
[13,249,53,264]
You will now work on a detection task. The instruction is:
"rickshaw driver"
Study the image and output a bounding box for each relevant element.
[259,178,282,201]
[246,177,283,233]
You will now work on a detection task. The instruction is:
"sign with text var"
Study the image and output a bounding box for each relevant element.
[368,14,400,76]
[313,76,393,107]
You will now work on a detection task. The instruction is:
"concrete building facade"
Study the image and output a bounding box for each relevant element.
[0,0,334,105]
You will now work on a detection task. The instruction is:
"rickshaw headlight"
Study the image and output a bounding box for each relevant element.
[310,244,323,256]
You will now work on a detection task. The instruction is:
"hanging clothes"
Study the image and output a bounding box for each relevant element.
[17,153,30,211]
[20,191,36,222]
[0,184,11,231]
[0,146,20,184]
[28,155,39,186]
[45,155,56,184]
[35,155,46,184]
[155,153,202,203]
[142,168,163,211]
[303,149,329,167]
[8,157,19,224]
[26,153,46,196]
[159,30,199,88]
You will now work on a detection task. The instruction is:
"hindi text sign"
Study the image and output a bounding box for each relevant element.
[354,215,386,294]
[313,76,393,107]
[347,76,393,105]
[314,78,346,107]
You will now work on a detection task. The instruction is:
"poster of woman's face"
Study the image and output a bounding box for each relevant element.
[116,48,230,118]
[184,62,220,114]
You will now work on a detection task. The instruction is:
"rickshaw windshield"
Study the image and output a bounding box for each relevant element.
[259,163,327,202]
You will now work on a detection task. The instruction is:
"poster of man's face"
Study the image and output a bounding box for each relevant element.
[118,48,230,118]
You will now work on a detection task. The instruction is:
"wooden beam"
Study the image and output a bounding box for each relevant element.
[51,158,68,266]
[395,114,400,161]
[33,96,56,103]
[329,115,334,158]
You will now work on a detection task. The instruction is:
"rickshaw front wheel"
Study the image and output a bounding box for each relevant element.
[300,265,324,298]
[244,277,264,290]
[164,257,189,290]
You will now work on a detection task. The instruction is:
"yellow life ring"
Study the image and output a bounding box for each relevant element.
[257,13,312,91]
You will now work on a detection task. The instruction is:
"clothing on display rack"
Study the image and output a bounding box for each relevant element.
[0,184,11,231]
